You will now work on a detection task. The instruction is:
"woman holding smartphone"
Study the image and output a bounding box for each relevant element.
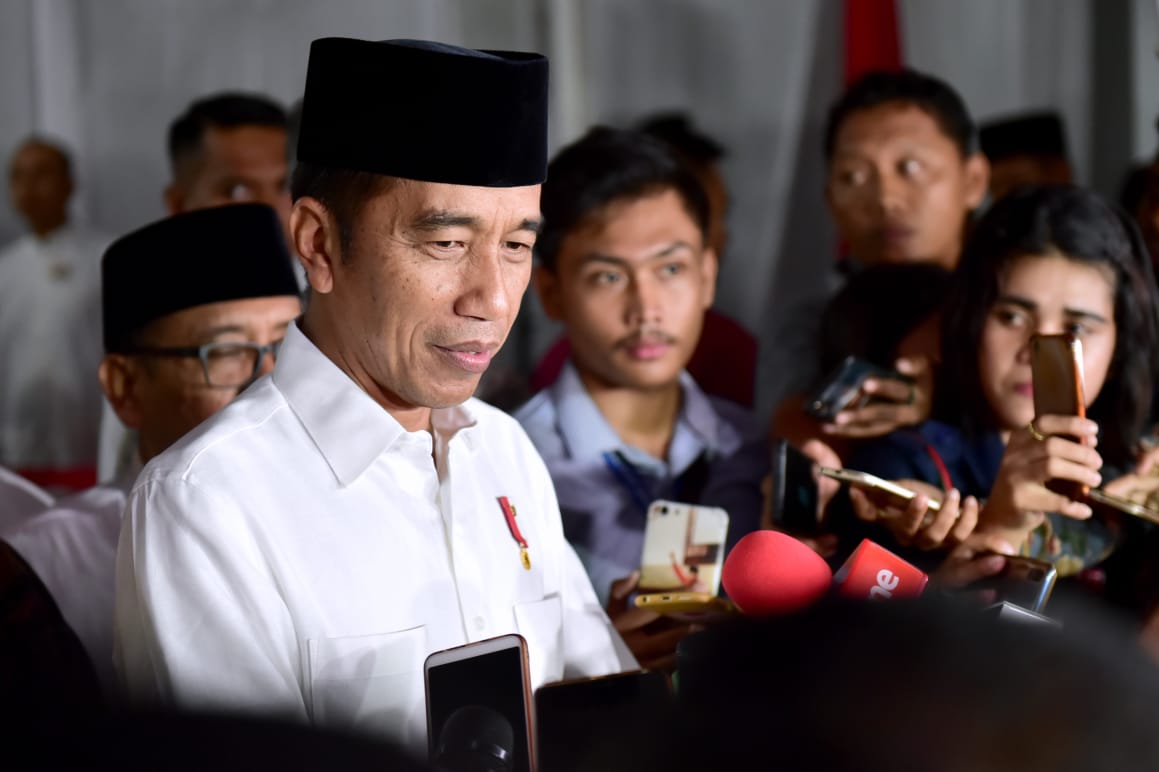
[847,186,1159,590]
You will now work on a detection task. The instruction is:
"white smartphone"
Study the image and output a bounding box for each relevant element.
[639,500,729,594]
[425,633,534,772]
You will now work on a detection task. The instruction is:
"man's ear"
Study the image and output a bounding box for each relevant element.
[99,355,145,431]
[963,152,991,211]
[699,247,719,309]
[533,264,565,321]
[291,197,341,295]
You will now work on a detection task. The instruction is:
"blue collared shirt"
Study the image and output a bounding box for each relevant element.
[515,362,768,604]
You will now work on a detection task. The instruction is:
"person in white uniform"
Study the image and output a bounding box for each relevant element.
[97,93,297,484]
[0,464,52,533]
[6,204,301,696]
[114,38,636,750]
[0,137,111,491]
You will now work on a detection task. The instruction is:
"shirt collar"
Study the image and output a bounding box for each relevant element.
[272,322,481,486]
[551,361,742,474]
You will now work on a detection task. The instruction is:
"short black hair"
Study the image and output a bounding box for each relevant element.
[289,162,392,256]
[536,126,710,271]
[636,112,725,168]
[824,68,977,162]
[938,185,1159,468]
[167,93,287,174]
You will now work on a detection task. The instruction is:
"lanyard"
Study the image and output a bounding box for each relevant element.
[601,450,657,516]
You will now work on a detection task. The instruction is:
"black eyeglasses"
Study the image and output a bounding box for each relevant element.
[124,340,283,388]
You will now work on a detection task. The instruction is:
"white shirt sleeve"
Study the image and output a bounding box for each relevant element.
[113,473,307,720]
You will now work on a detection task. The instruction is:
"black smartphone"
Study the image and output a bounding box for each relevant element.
[534,670,672,772]
[971,555,1057,613]
[426,634,534,772]
[804,356,912,421]
[770,440,820,534]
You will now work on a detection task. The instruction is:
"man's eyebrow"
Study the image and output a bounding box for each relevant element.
[515,218,543,235]
[410,211,481,231]
[196,324,247,340]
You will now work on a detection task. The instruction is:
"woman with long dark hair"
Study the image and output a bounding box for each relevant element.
[849,185,1159,585]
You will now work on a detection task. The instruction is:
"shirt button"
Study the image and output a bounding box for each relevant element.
[473,616,486,632]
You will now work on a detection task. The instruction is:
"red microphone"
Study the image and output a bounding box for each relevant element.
[721,531,833,616]
[832,538,928,600]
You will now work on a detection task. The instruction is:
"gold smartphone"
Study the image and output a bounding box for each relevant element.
[633,591,738,616]
[1030,334,1088,500]
[1088,488,1159,526]
[818,467,942,513]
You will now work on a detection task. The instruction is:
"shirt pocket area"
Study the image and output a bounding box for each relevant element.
[307,625,428,746]
[513,595,564,688]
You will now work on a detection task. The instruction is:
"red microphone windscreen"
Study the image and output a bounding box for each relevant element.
[833,539,928,600]
[721,531,833,616]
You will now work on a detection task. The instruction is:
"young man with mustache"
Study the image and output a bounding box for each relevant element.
[515,129,767,646]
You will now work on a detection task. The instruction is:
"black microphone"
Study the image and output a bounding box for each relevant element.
[433,705,515,772]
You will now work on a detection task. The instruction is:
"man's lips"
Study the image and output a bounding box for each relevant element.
[618,334,676,361]
[434,342,497,374]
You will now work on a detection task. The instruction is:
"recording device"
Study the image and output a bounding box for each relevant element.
[534,671,672,772]
[639,500,729,594]
[426,634,533,772]
[770,440,821,534]
[818,466,942,520]
[804,356,913,421]
[1030,333,1088,500]
[632,591,738,623]
[832,538,929,600]
[1088,488,1159,526]
[971,555,1057,613]
[719,530,833,616]
[981,601,1061,627]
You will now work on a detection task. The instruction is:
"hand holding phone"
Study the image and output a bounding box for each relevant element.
[425,634,534,772]
[638,501,729,594]
[1030,334,1090,500]
[805,356,912,422]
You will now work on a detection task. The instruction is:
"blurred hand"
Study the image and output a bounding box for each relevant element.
[800,438,843,515]
[931,532,1018,591]
[1104,443,1159,505]
[980,415,1101,542]
[849,482,979,550]
[606,572,695,671]
[822,355,932,439]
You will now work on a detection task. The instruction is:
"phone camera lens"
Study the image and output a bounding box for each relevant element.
[660,505,669,515]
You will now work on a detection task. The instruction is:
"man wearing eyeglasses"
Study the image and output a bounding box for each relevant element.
[2,203,300,694]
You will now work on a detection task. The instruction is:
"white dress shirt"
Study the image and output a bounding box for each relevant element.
[4,469,135,695]
[0,464,53,532]
[0,224,109,471]
[115,322,635,750]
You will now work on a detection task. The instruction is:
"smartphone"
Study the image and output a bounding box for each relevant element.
[425,634,534,772]
[1088,488,1159,526]
[639,500,729,594]
[770,440,820,534]
[818,467,942,514]
[633,591,739,621]
[534,670,672,772]
[804,356,912,421]
[1030,334,1088,500]
[971,555,1057,613]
